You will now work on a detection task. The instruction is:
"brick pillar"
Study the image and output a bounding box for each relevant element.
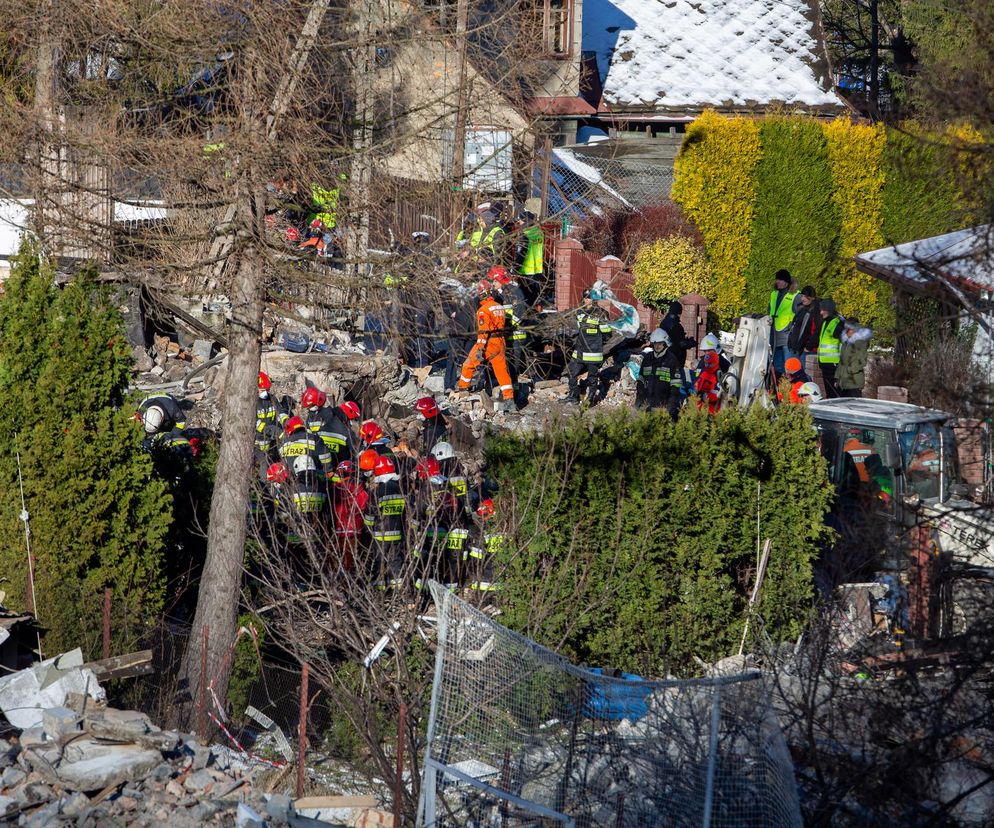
[954,418,987,486]
[554,238,582,312]
[679,292,710,363]
[595,255,624,287]
[877,385,909,404]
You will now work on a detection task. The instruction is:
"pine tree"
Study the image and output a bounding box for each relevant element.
[0,245,172,656]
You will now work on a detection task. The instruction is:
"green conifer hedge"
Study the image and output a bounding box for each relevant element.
[0,247,172,656]
[486,405,832,677]
[672,112,977,332]
[743,117,840,314]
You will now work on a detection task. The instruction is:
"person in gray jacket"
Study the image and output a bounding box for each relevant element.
[837,317,872,397]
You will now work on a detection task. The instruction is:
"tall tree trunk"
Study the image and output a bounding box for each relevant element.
[179,245,263,732]
[33,4,59,253]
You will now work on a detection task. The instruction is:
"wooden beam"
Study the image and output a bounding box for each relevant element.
[83,649,153,681]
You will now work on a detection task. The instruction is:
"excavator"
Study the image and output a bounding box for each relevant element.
[719,314,994,648]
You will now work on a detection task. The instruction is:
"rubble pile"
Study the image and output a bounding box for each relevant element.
[0,654,392,826]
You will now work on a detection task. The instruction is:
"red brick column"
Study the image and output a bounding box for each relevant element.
[595,255,624,286]
[554,238,582,311]
[679,292,711,364]
[954,418,987,486]
[877,385,909,404]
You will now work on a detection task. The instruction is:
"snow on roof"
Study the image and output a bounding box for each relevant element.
[582,0,842,111]
[0,199,169,258]
[855,226,994,294]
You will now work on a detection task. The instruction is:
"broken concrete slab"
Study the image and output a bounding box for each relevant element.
[29,737,162,792]
[84,707,178,751]
[41,706,80,741]
[0,651,105,730]
[236,802,267,828]
[191,339,215,364]
[183,767,215,793]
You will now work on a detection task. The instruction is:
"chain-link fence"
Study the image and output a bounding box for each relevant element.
[418,583,802,828]
[546,147,675,221]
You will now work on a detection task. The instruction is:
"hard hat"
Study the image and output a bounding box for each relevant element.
[784,357,803,374]
[142,405,165,434]
[487,265,510,285]
[699,333,719,352]
[373,455,396,477]
[301,387,326,409]
[310,218,322,229]
[285,226,301,243]
[649,328,671,347]
[258,371,272,391]
[359,420,384,444]
[339,401,361,421]
[797,382,822,403]
[431,441,456,462]
[266,462,289,483]
[284,416,306,435]
[417,456,441,479]
[476,498,496,518]
[700,351,719,371]
[415,396,440,419]
[292,455,317,475]
[336,459,354,477]
[358,449,379,473]
[476,280,492,296]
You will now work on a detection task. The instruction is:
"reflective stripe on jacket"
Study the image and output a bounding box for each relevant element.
[819,317,842,364]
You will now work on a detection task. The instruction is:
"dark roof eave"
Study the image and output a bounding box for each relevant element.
[596,101,845,117]
[855,254,994,307]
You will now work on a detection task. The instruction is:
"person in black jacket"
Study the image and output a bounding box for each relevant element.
[660,301,697,367]
[787,286,820,357]
[636,328,684,419]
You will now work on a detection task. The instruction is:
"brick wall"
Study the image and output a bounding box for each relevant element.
[954,418,987,486]
[554,238,657,329]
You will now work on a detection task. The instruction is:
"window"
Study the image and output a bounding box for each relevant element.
[899,424,942,500]
[542,0,571,57]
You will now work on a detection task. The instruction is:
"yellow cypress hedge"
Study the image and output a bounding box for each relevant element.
[823,118,888,329]
[671,111,762,319]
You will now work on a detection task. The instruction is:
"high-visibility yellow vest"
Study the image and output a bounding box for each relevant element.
[521,226,544,275]
[819,317,841,364]
[769,290,798,332]
[310,183,340,228]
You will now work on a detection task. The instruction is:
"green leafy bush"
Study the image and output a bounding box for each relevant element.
[632,236,716,308]
[486,405,832,676]
[0,245,172,655]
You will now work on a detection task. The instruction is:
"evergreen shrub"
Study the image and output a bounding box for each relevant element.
[823,119,890,331]
[632,236,716,307]
[486,405,832,677]
[0,246,172,656]
[671,111,762,320]
[742,117,840,314]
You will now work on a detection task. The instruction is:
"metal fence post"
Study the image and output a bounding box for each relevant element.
[394,702,407,827]
[102,588,112,660]
[297,662,309,798]
[702,685,722,828]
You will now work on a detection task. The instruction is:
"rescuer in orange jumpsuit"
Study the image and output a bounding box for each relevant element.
[458,280,515,407]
